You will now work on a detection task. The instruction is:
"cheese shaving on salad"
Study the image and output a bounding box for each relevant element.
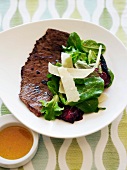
[58,67,80,102]
[48,45,103,103]
[48,55,95,100]
[61,52,73,68]
[48,62,94,78]
[94,45,102,68]
[98,93,108,103]
[59,80,65,94]
[48,63,95,102]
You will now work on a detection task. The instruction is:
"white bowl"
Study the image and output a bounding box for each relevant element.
[0,114,39,168]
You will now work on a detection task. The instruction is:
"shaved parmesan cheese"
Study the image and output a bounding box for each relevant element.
[67,67,95,78]
[48,62,59,76]
[61,52,73,68]
[58,67,80,102]
[95,45,102,68]
[98,93,108,103]
[59,80,65,94]
[48,63,94,78]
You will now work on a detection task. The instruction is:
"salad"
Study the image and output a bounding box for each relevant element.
[40,32,114,123]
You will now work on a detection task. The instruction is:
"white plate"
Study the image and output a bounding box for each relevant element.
[0,19,127,138]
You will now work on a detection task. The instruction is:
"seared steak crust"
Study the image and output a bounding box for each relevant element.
[19,29,69,116]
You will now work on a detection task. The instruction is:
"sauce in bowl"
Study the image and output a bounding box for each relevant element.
[0,126,33,160]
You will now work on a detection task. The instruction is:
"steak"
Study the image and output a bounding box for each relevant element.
[19,29,69,117]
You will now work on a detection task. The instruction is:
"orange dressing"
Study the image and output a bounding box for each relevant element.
[0,126,33,160]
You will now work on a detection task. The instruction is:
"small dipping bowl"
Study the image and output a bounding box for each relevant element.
[0,114,39,168]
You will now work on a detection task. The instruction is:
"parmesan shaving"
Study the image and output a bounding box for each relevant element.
[61,52,73,68]
[59,80,65,94]
[98,93,108,103]
[48,62,59,76]
[58,67,80,102]
[48,62,94,78]
[67,67,95,78]
[94,45,102,68]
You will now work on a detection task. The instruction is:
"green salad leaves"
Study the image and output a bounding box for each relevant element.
[63,32,106,65]
[41,95,64,120]
[40,32,114,121]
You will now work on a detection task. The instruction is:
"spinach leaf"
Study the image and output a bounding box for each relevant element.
[82,40,106,54]
[76,98,99,113]
[47,75,60,95]
[67,32,82,50]
[40,95,64,120]
[74,78,85,85]
[59,93,68,105]
[75,77,104,101]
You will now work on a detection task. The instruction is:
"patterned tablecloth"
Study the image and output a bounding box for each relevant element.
[0,0,127,170]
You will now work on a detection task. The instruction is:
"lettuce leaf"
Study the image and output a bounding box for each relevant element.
[75,77,104,101]
[47,74,60,95]
[67,32,82,51]
[76,98,99,113]
[71,50,87,64]
[40,95,64,120]
[82,40,106,54]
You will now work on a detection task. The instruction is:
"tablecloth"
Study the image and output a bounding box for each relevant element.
[0,0,127,170]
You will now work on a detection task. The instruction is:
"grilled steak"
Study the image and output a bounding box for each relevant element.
[19,29,69,117]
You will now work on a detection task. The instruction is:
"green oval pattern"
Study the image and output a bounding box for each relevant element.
[70,3,82,19]
[103,126,119,170]
[1,103,11,115]
[66,138,83,170]
[32,135,48,170]
[99,7,113,30]
[113,0,126,16]
[118,110,127,151]
[26,0,39,19]
[55,0,68,17]
[84,0,97,17]
[51,138,64,170]
[86,131,101,169]
[10,8,23,27]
